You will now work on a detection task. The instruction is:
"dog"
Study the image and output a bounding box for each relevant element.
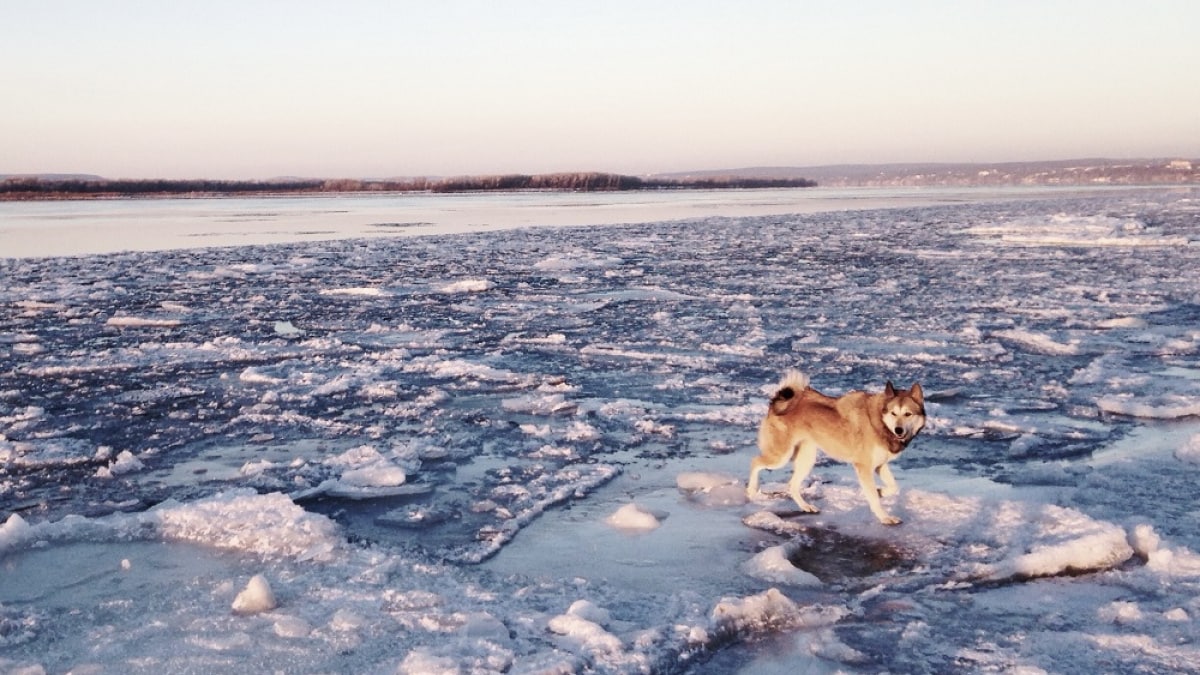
[746,370,925,525]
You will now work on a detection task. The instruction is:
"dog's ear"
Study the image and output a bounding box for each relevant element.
[910,383,924,405]
[885,381,896,397]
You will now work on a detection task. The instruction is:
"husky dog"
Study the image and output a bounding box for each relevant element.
[746,370,925,525]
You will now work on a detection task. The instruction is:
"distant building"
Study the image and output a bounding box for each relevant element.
[1168,160,1193,171]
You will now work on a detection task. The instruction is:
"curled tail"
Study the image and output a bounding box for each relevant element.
[768,369,809,415]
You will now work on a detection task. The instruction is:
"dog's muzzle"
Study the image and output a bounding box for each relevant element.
[889,427,913,450]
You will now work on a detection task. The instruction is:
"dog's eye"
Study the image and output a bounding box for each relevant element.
[904,412,912,417]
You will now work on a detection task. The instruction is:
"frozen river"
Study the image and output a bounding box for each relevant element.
[0,185,1119,258]
[3,185,1200,673]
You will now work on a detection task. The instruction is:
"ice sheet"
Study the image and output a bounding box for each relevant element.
[3,187,1200,673]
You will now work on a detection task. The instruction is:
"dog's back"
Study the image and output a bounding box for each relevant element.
[760,373,888,464]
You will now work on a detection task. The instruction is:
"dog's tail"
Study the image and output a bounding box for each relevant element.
[768,369,809,415]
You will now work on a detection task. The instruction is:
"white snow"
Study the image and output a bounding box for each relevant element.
[231,574,277,615]
[742,483,1139,583]
[740,544,823,586]
[605,503,664,532]
[105,316,183,328]
[548,611,623,653]
[968,509,1133,581]
[439,278,493,293]
[288,445,414,500]
[992,329,1080,356]
[319,287,389,297]
[710,588,847,638]
[965,213,1192,247]
[273,320,304,337]
[566,599,613,626]
[0,513,31,550]
[1177,433,1200,464]
[1097,394,1200,419]
[152,490,342,561]
[95,449,144,478]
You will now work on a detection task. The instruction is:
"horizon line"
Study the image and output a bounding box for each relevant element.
[3,155,1199,183]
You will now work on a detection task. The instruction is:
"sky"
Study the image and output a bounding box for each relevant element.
[3,1,1198,180]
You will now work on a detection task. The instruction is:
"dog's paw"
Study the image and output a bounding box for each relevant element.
[879,486,899,498]
[746,490,776,504]
[796,502,821,514]
[878,515,903,526]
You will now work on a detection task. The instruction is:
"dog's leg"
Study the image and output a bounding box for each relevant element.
[746,455,767,498]
[877,463,900,498]
[747,444,795,499]
[747,454,784,498]
[854,463,901,525]
[787,442,820,514]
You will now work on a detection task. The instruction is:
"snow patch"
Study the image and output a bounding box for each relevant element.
[105,316,182,328]
[993,329,1079,356]
[273,320,304,337]
[745,486,1135,584]
[0,513,32,551]
[1097,394,1200,420]
[605,503,664,532]
[966,213,1191,247]
[152,490,342,561]
[319,287,389,297]
[290,445,415,501]
[710,588,847,638]
[1176,433,1200,464]
[741,544,823,586]
[548,611,622,654]
[94,449,144,478]
[231,574,277,615]
[439,278,492,293]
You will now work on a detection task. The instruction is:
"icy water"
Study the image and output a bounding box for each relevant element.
[0,185,1105,258]
[3,186,1200,673]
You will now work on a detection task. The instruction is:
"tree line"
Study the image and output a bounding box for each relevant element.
[0,172,816,200]
[0,177,324,199]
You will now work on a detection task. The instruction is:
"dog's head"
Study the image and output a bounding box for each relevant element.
[882,381,926,447]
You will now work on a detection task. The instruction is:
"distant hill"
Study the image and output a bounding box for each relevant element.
[655,158,1199,187]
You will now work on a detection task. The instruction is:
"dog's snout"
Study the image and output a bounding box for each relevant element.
[894,426,905,437]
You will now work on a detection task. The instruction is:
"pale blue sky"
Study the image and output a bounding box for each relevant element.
[3,1,1198,179]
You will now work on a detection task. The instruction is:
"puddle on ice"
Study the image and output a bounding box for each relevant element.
[780,521,913,583]
[481,466,767,598]
[137,438,335,490]
[0,540,237,610]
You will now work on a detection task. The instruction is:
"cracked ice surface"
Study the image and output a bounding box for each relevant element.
[3,187,1200,673]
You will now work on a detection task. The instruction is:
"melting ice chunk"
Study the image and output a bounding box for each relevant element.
[273,320,304,337]
[231,574,277,615]
[605,503,665,532]
[741,544,822,587]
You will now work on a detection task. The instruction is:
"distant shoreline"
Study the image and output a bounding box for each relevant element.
[6,158,1197,202]
[0,172,817,202]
